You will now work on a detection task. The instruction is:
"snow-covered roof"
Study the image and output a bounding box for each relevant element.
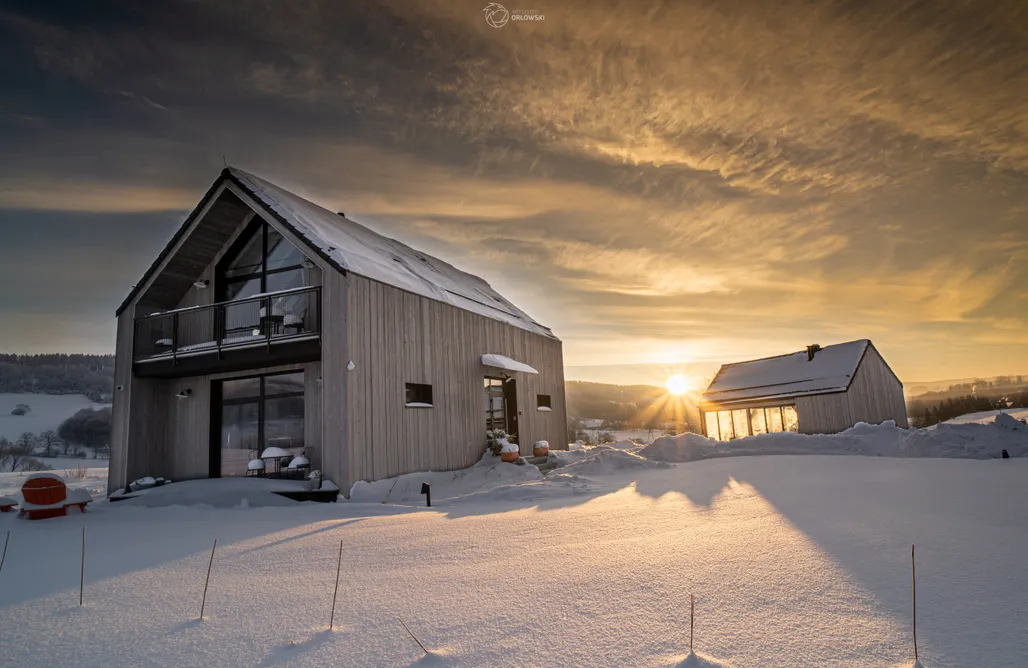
[702,339,871,405]
[228,169,555,338]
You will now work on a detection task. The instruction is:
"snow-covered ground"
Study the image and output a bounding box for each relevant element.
[0,393,108,440]
[943,407,1028,425]
[1,420,1026,667]
[639,418,1028,462]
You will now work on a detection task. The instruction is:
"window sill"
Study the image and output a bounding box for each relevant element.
[536,406,552,412]
[405,402,434,408]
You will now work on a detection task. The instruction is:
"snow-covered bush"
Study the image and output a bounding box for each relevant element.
[500,439,519,454]
[487,428,509,455]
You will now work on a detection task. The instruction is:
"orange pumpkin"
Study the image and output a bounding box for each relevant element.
[533,446,549,457]
[500,451,520,463]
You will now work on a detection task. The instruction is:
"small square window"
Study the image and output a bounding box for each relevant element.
[405,383,433,407]
[536,394,552,412]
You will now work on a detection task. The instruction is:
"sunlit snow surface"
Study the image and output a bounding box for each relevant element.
[1,449,1026,667]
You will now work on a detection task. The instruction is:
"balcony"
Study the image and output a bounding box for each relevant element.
[133,286,321,378]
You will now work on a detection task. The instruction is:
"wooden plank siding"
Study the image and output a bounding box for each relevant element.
[794,393,852,434]
[107,310,136,493]
[341,273,567,494]
[844,345,908,428]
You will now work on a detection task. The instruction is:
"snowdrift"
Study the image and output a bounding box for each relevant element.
[347,453,542,504]
[640,418,1028,463]
[558,448,670,475]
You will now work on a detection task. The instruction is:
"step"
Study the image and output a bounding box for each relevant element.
[524,456,549,466]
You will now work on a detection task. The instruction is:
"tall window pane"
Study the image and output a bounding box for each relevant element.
[264,395,305,454]
[704,412,720,440]
[718,410,734,440]
[221,402,259,477]
[224,227,264,279]
[732,409,749,438]
[266,228,305,271]
[782,406,799,432]
[767,406,784,433]
[749,408,767,435]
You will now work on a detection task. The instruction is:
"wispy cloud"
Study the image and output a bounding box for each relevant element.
[1,0,1027,378]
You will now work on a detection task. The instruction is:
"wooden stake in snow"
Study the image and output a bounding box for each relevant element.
[79,527,86,606]
[690,593,695,653]
[912,543,918,664]
[329,539,343,630]
[200,539,217,619]
[0,530,9,575]
[398,617,429,655]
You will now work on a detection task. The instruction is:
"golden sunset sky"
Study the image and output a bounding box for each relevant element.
[1,1,1026,384]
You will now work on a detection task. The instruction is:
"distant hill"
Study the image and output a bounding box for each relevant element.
[566,380,698,430]
[906,374,1028,398]
[0,354,115,404]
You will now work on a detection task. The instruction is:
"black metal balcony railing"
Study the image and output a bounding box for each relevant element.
[133,286,321,362]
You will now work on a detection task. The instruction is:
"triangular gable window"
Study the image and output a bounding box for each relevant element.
[218,221,307,301]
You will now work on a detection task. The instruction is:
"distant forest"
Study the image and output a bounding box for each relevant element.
[907,376,1028,427]
[0,354,115,403]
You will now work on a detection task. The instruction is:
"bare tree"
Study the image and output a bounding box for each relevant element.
[0,441,33,473]
[39,430,62,458]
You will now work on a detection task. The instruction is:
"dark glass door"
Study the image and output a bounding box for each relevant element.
[212,371,305,477]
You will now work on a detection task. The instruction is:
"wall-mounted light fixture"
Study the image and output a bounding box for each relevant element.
[115,384,125,391]
[347,361,356,371]
[302,257,315,269]
[175,388,193,399]
[193,279,209,289]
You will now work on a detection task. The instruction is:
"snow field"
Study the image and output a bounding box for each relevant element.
[1,453,1026,666]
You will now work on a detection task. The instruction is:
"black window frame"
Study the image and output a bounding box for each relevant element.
[405,382,433,407]
[216,220,307,302]
[213,370,305,476]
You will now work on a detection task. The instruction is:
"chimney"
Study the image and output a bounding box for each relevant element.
[806,344,821,361]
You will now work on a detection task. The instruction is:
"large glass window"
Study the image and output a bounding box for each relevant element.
[219,222,307,302]
[218,371,305,477]
[706,405,798,441]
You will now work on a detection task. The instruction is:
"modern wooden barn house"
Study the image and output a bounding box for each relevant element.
[699,339,907,440]
[108,168,567,496]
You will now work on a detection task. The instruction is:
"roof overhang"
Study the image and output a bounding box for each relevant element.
[481,354,538,374]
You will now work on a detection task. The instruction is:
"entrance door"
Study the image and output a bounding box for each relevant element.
[484,376,518,441]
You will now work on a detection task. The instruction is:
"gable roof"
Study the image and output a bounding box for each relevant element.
[701,339,872,404]
[118,168,555,338]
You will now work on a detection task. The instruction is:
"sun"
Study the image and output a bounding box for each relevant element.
[665,373,690,396]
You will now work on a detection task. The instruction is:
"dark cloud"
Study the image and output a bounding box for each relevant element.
[0,0,1026,379]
